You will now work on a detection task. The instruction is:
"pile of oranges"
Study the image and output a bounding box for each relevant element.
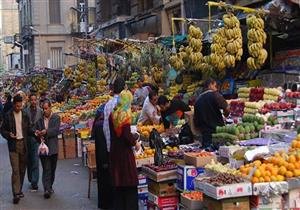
[137,123,165,138]
[239,135,300,183]
[135,148,155,159]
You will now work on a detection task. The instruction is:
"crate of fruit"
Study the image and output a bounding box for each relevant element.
[180,192,203,210]
[142,162,178,182]
[184,152,216,168]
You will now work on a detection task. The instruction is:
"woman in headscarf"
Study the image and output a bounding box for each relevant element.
[91,103,114,209]
[109,90,140,210]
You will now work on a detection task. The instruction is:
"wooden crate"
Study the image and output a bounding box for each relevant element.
[58,136,65,160]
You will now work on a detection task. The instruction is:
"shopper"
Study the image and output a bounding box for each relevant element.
[1,95,31,204]
[3,93,13,115]
[194,78,229,149]
[109,90,140,210]
[34,100,60,199]
[103,77,125,153]
[39,92,47,108]
[157,95,191,129]
[138,90,161,125]
[24,93,43,191]
[133,76,150,106]
[91,103,114,209]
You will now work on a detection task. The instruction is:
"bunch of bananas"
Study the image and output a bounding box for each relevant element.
[169,84,182,99]
[169,25,203,72]
[97,79,107,93]
[152,66,163,84]
[72,61,86,88]
[211,28,227,71]
[63,66,72,79]
[97,55,108,79]
[246,14,268,71]
[87,63,97,96]
[31,75,48,93]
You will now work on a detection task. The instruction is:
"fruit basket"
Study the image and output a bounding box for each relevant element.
[142,162,177,182]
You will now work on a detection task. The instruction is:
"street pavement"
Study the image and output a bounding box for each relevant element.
[0,136,98,210]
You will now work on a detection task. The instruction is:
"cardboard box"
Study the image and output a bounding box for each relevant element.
[146,200,177,210]
[136,157,154,168]
[147,192,178,208]
[250,195,283,210]
[138,174,147,185]
[284,188,300,209]
[64,138,77,159]
[58,135,65,160]
[252,182,288,196]
[184,153,216,167]
[204,195,250,210]
[148,179,177,197]
[138,184,148,195]
[177,165,205,191]
[142,167,177,182]
[276,110,294,123]
[200,181,252,200]
[219,146,242,159]
[180,194,203,210]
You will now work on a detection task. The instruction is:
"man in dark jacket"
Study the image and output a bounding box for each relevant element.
[24,93,43,191]
[34,100,60,199]
[1,95,31,204]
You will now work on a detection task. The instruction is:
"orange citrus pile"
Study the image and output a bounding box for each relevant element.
[137,123,165,137]
[240,135,300,183]
[135,148,155,159]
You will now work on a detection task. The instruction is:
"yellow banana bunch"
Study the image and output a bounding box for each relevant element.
[63,66,72,79]
[247,14,268,71]
[170,55,184,71]
[190,52,203,65]
[188,25,203,39]
[222,13,243,68]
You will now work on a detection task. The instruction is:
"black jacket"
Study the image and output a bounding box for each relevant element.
[34,114,61,155]
[1,110,31,152]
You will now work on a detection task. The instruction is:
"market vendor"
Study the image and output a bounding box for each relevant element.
[138,90,161,125]
[194,78,230,149]
[157,95,191,129]
[133,76,150,106]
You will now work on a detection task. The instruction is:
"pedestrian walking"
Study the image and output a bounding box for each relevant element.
[34,100,60,199]
[1,94,31,204]
[24,93,43,191]
[3,93,13,115]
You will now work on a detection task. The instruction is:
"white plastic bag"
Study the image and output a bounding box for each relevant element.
[38,139,49,156]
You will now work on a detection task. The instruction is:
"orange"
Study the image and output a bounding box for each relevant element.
[274,152,280,157]
[285,171,294,178]
[254,169,261,178]
[288,155,297,163]
[278,158,285,166]
[293,169,300,177]
[283,161,289,168]
[252,177,259,184]
[288,163,296,171]
[295,162,300,169]
[292,140,298,148]
[277,175,285,181]
[254,160,262,167]
[279,166,287,175]
[270,176,277,182]
[271,157,279,165]
[265,171,271,177]
[264,176,271,182]
[296,142,300,149]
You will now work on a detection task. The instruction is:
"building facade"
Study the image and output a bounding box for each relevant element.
[16,0,96,71]
[0,0,20,70]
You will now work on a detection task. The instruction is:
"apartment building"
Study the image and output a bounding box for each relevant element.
[16,0,96,71]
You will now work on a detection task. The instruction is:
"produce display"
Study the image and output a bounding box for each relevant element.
[261,102,295,113]
[229,100,245,117]
[263,88,281,101]
[185,151,214,157]
[244,101,265,114]
[87,63,97,96]
[240,135,300,183]
[200,173,245,186]
[205,159,241,176]
[135,148,155,159]
[246,14,268,70]
[137,124,165,138]
[181,191,203,201]
[144,162,177,172]
[249,88,264,102]
[237,87,250,101]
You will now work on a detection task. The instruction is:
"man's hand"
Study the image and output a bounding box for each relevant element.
[135,141,141,152]
[10,132,16,139]
[40,129,47,136]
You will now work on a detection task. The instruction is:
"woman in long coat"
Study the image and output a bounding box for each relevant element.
[109,90,140,210]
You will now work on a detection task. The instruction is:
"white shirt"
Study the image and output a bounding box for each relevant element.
[13,111,23,139]
[103,95,119,152]
[134,87,149,106]
[138,97,160,125]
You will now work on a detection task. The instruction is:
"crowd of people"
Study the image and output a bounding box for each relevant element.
[92,76,229,210]
[0,92,60,204]
[0,76,228,210]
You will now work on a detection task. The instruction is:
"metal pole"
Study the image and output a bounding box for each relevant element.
[181,0,185,35]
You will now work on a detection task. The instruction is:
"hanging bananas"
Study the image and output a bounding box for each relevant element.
[86,62,97,96]
[246,14,268,71]
[169,25,203,72]
[63,66,72,79]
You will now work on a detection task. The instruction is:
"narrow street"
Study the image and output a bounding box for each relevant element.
[0,136,98,210]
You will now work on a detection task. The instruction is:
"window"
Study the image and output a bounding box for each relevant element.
[49,0,61,24]
[50,47,63,69]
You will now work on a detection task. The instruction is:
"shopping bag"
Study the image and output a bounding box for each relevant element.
[38,139,49,156]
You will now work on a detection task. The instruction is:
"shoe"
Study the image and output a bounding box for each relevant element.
[13,196,20,204]
[30,184,38,192]
[50,187,54,194]
[44,191,51,199]
[17,192,24,198]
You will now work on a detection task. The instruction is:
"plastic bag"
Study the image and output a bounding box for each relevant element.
[149,129,164,166]
[38,140,49,156]
[179,123,194,145]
